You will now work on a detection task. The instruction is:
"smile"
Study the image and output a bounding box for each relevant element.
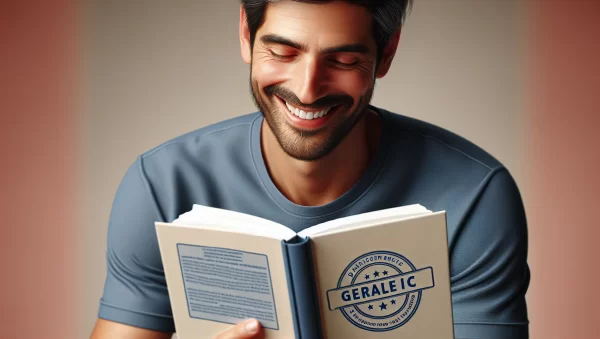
[274,95,340,130]
[284,101,332,120]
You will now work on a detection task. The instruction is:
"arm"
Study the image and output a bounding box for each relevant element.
[90,319,173,339]
[90,318,264,339]
[92,158,176,336]
[450,168,530,339]
[91,157,264,339]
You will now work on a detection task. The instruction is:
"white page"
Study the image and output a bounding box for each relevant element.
[303,212,432,238]
[172,204,297,241]
[298,204,430,238]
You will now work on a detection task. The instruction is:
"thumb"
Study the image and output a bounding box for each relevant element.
[216,318,263,339]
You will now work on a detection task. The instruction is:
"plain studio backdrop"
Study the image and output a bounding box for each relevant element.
[0,0,578,338]
[83,0,525,337]
[82,0,524,336]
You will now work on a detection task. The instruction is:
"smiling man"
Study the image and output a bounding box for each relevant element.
[91,1,530,339]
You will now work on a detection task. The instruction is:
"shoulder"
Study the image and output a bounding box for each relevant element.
[379,107,525,220]
[377,106,503,171]
[98,112,265,331]
[376,106,523,215]
[138,112,261,186]
[140,112,261,165]
[375,108,530,334]
[127,111,263,221]
[375,106,527,261]
[375,106,524,221]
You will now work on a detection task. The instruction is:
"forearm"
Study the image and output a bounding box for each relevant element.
[90,319,173,339]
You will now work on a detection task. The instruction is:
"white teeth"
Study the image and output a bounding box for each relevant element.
[285,101,332,120]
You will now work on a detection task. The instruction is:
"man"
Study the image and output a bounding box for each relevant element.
[91,1,530,338]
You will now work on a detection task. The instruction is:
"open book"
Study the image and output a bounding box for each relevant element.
[155,204,455,339]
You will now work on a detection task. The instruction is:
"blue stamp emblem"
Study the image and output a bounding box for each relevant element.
[326,251,435,332]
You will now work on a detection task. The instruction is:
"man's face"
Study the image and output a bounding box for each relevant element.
[243,1,382,161]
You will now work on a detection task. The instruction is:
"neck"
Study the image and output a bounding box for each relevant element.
[261,109,382,207]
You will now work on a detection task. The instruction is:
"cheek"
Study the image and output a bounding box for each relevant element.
[252,60,289,87]
[333,71,373,98]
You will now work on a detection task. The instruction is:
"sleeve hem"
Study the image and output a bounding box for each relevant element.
[454,322,528,339]
[98,303,176,333]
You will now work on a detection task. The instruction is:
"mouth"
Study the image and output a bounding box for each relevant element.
[284,101,333,120]
[275,95,341,129]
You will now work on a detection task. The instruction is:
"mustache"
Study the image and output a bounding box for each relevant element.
[264,84,353,109]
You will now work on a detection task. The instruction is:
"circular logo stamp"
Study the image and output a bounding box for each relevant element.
[325,251,434,332]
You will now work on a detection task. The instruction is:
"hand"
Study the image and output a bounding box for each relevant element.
[215,318,264,339]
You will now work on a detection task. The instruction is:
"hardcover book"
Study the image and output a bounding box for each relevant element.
[155,204,455,339]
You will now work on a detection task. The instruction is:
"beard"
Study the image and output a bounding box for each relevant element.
[249,73,375,162]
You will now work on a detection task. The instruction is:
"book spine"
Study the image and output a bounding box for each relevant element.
[281,240,301,339]
[281,238,323,339]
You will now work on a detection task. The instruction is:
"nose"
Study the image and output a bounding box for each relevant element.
[292,57,328,105]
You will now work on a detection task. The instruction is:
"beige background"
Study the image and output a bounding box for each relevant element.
[81,0,526,337]
[5,0,599,338]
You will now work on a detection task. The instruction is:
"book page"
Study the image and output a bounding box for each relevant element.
[298,204,429,238]
[305,212,431,238]
[308,212,454,339]
[173,204,297,241]
[156,223,296,339]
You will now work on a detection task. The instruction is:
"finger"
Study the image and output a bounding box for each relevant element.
[215,318,263,339]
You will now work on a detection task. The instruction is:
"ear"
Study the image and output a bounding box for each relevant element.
[375,28,402,79]
[239,5,252,64]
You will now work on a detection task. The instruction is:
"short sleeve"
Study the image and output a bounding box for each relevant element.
[97,157,176,333]
[450,168,530,339]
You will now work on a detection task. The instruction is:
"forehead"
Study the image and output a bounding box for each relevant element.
[259,1,374,47]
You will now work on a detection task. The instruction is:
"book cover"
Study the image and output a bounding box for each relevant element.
[155,205,454,339]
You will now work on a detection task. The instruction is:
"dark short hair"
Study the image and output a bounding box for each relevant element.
[241,0,413,60]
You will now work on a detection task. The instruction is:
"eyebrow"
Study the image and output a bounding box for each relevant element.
[260,33,371,54]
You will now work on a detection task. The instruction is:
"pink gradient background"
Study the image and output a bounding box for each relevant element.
[1,0,78,338]
[2,0,598,338]
[526,0,600,338]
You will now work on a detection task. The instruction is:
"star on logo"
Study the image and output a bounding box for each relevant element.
[373,270,380,277]
[368,304,373,310]
[379,302,387,310]
[365,274,370,280]
[383,270,388,276]
[391,299,396,305]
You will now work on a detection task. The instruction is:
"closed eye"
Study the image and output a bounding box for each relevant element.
[330,58,361,68]
[269,50,295,60]
[335,60,360,66]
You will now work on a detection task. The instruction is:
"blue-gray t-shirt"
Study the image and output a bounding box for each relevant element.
[98,107,530,338]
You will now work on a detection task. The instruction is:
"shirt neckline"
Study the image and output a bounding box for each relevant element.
[250,105,391,219]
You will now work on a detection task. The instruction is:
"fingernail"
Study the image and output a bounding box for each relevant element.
[244,319,259,333]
